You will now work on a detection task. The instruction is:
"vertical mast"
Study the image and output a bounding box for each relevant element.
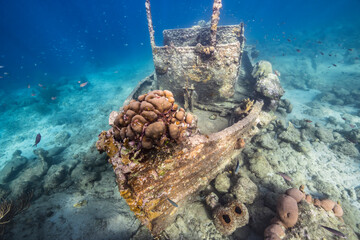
[210,0,222,47]
[145,0,156,51]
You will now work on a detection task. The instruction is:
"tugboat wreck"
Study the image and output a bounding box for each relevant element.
[96,0,284,236]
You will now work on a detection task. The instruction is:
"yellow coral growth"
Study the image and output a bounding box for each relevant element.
[96,131,119,158]
[233,27,242,37]
[243,98,254,113]
[234,98,254,120]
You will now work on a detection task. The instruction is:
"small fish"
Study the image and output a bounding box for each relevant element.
[274,132,278,140]
[329,53,332,56]
[342,117,347,120]
[304,119,312,123]
[31,92,36,97]
[287,39,291,42]
[0,65,4,68]
[235,159,240,174]
[349,124,355,128]
[27,84,30,89]
[77,80,81,84]
[167,198,178,208]
[333,64,337,67]
[51,96,57,100]
[33,133,41,147]
[317,41,322,44]
[277,172,292,182]
[296,49,301,52]
[80,81,88,87]
[320,52,324,55]
[73,200,88,208]
[348,48,352,51]
[274,70,281,77]
[320,225,346,238]
[38,83,43,87]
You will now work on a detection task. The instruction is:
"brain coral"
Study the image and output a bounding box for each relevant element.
[111,90,196,150]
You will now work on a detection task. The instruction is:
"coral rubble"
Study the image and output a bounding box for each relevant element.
[252,60,284,110]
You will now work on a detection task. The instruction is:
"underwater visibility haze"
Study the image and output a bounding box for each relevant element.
[0,0,360,239]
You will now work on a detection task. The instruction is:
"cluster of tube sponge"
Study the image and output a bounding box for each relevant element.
[205,192,249,236]
[112,90,195,150]
[264,186,344,239]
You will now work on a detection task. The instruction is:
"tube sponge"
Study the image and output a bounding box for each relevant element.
[213,200,249,235]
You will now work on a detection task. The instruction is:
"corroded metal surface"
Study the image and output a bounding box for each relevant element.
[163,25,244,47]
[153,38,244,105]
[107,101,263,235]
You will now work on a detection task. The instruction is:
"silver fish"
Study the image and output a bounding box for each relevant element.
[277,172,292,182]
[167,198,178,208]
[320,225,346,238]
[235,159,240,174]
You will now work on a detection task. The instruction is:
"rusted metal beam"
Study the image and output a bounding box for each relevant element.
[210,0,222,47]
[145,0,156,51]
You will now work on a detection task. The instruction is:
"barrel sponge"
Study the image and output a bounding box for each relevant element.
[213,200,249,236]
[264,234,282,240]
[145,121,165,139]
[305,194,312,204]
[230,201,249,227]
[213,206,236,235]
[264,224,285,239]
[320,199,336,211]
[285,188,305,203]
[276,194,298,228]
[332,204,343,217]
[313,198,321,207]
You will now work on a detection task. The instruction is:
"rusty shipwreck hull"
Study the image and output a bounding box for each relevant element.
[109,100,263,235]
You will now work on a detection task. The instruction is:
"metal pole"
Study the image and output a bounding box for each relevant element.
[210,0,222,47]
[145,0,156,51]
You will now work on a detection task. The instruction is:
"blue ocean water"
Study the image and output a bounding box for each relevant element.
[0,0,360,239]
